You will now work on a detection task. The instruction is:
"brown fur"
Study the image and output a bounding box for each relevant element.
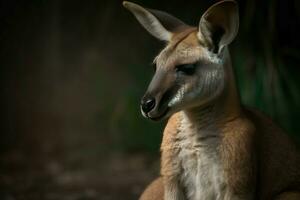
[140,177,164,200]
[123,1,300,199]
[143,107,300,199]
[141,30,300,199]
[139,23,300,200]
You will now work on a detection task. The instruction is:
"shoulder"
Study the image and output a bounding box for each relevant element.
[220,114,257,194]
[221,112,256,140]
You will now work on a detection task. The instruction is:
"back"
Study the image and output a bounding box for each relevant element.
[245,108,300,199]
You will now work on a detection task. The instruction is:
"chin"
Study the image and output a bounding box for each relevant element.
[143,107,172,122]
[148,113,169,121]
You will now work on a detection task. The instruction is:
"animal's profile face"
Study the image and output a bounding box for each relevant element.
[123,1,239,121]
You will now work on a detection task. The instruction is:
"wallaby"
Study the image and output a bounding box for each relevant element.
[123,1,300,199]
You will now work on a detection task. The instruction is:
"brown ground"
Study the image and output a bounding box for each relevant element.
[0,150,160,200]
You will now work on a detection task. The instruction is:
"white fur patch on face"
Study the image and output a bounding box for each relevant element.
[168,85,186,107]
[167,62,224,110]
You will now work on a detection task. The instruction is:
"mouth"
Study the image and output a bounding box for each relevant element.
[141,90,174,121]
[148,107,170,121]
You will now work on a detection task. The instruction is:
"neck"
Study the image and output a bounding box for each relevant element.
[182,48,241,131]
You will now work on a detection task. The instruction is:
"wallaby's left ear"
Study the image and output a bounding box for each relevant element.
[123,1,189,41]
[199,0,239,54]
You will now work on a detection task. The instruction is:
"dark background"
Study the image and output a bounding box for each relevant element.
[1,0,299,199]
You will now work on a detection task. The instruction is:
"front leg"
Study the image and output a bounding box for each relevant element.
[163,176,185,200]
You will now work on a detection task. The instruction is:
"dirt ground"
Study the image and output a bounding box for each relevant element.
[0,150,160,200]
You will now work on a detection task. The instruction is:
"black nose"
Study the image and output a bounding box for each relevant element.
[141,97,156,113]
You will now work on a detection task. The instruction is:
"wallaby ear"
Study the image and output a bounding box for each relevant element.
[198,0,239,54]
[123,1,189,41]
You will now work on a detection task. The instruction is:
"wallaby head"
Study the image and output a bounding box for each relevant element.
[123,0,239,121]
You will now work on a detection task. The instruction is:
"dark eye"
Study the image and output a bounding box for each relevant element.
[175,63,196,75]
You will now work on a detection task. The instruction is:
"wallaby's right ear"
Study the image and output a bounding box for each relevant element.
[198,0,239,54]
[123,1,189,41]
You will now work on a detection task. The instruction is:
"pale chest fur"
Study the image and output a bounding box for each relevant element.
[176,115,227,200]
